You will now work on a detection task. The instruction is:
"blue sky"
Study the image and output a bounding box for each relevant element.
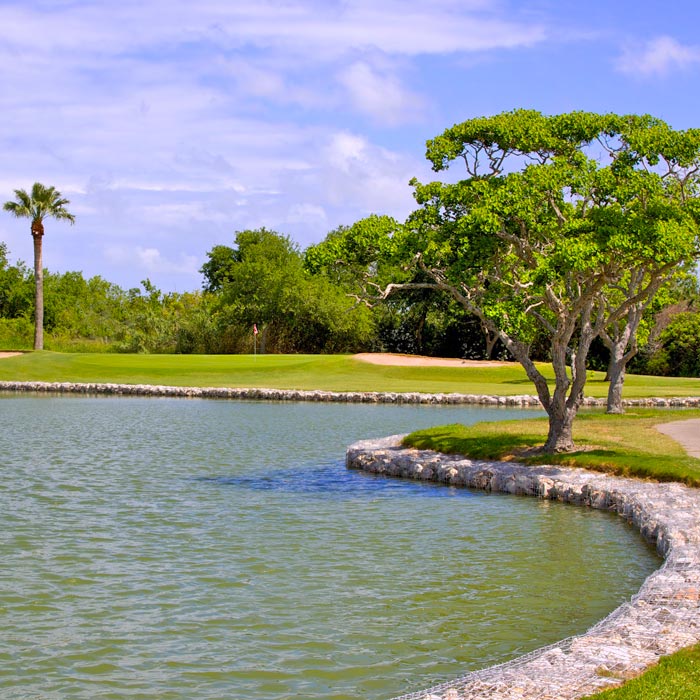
[1,0,699,292]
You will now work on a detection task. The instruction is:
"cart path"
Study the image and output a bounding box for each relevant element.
[657,419,700,458]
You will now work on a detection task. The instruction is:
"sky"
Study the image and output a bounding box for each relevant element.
[1,0,699,293]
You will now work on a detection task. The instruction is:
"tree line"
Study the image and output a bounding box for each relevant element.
[1,221,698,373]
[0,228,507,357]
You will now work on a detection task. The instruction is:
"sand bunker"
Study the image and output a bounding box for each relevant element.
[352,352,512,368]
[0,352,22,359]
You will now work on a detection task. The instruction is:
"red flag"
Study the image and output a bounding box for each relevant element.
[253,324,258,335]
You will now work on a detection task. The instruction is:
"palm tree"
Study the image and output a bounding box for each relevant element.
[3,183,75,350]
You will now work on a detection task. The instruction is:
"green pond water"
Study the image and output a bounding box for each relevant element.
[0,396,660,700]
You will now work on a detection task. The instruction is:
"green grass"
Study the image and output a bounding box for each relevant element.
[581,643,700,699]
[1,351,700,397]
[403,408,700,486]
[0,351,539,392]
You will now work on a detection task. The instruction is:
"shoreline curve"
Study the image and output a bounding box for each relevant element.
[346,435,700,700]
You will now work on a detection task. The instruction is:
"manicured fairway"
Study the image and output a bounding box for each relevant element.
[1,351,700,398]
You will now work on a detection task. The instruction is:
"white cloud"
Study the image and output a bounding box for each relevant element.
[318,131,423,217]
[616,36,700,77]
[325,132,371,172]
[338,62,426,125]
[286,203,328,226]
[105,245,200,276]
[0,1,546,61]
[224,59,288,100]
[201,0,545,56]
[138,202,211,226]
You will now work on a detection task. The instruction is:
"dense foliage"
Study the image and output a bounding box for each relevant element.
[199,228,376,353]
[0,237,698,369]
[0,230,377,354]
[1,230,698,366]
[642,311,700,377]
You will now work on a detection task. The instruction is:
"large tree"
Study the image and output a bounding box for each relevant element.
[3,183,75,350]
[316,112,700,452]
[202,228,374,353]
[417,111,700,450]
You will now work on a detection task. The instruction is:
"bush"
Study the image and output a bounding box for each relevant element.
[0,317,33,350]
[641,313,700,377]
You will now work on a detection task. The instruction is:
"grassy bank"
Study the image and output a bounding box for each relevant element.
[403,408,700,486]
[582,643,700,699]
[1,351,700,397]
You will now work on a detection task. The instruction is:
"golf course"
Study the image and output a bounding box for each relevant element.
[2,350,700,398]
[3,349,700,699]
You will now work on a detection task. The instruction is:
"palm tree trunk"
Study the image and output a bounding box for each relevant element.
[33,232,43,350]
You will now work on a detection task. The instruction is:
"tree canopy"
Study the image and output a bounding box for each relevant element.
[316,110,700,451]
[201,228,375,353]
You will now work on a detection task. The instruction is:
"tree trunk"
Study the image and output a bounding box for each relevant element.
[496,327,580,453]
[606,344,627,414]
[543,403,577,452]
[32,232,43,351]
[484,327,499,359]
[601,307,642,414]
[415,310,426,355]
[542,358,579,453]
[541,312,597,453]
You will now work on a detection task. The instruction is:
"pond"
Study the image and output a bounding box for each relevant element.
[0,396,660,700]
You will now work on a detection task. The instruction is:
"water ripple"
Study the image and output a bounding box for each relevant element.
[0,397,659,699]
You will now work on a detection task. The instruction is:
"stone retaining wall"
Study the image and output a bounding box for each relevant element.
[346,435,700,700]
[2,380,700,407]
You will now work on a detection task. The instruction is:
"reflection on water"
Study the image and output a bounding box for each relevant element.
[0,396,659,700]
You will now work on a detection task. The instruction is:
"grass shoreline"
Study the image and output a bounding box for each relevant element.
[403,409,700,487]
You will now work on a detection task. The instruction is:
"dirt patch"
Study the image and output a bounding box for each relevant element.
[0,352,23,359]
[352,352,513,368]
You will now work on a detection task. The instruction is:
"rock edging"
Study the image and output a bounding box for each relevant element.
[346,435,700,700]
[2,380,700,407]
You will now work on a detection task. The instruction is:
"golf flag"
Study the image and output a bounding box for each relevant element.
[253,324,258,335]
